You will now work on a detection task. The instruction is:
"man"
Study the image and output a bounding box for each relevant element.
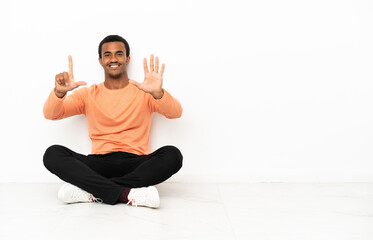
[43,35,183,208]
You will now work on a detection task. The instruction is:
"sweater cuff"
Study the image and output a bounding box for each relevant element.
[51,89,67,101]
[154,89,169,104]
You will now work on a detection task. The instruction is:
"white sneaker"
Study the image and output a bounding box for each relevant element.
[127,186,160,208]
[57,183,102,204]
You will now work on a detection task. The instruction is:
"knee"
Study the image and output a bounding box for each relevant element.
[163,145,183,173]
[43,144,64,172]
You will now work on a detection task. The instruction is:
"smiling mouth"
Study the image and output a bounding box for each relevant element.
[108,64,120,69]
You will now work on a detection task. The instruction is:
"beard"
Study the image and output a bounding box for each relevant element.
[105,67,125,79]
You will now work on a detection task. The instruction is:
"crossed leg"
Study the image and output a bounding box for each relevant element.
[43,145,183,205]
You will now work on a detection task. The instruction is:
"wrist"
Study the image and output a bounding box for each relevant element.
[54,88,67,98]
[151,89,164,99]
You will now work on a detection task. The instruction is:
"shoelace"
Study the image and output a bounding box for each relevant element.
[126,199,137,207]
[89,195,103,203]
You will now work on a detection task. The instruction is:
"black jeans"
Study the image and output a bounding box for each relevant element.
[43,144,183,205]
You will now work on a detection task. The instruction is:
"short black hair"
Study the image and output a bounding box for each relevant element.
[98,35,130,58]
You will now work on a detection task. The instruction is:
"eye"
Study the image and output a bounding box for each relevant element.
[118,53,123,56]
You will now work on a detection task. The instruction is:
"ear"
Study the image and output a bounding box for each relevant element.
[126,56,131,65]
[98,57,103,67]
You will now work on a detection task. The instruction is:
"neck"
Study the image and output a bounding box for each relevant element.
[104,72,129,89]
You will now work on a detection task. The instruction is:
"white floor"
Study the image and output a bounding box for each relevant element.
[0,183,373,240]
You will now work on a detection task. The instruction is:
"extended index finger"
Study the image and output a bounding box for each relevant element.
[68,55,73,75]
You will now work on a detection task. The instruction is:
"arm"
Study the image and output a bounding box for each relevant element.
[148,88,182,118]
[43,55,87,120]
[43,87,86,120]
[130,54,182,118]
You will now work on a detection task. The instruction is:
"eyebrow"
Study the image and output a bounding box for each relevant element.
[103,50,124,55]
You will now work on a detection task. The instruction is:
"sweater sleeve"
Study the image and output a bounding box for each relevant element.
[43,88,86,120]
[148,88,183,119]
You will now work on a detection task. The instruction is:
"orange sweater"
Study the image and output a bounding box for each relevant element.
[43,82,182,155]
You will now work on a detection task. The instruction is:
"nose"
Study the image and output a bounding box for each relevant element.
[110,55,119,62]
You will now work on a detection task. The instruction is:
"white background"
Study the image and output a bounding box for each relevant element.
[0,0,372,182]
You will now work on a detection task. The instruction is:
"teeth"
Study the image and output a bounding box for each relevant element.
[110,65,119,68]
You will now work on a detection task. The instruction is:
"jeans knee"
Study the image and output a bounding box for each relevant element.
[43,144,63,172]
[164,145,183,172]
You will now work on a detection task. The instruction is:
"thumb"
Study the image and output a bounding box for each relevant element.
[74,81,87,88]
[129,79,141,88]
[76,81,87,86]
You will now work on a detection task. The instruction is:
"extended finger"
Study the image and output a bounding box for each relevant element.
[68,55,74,77]
[75,81,87,87]
[155,56,159,73]
[160,64,165,76]
[149,54,154,72]
[76,81,87,86]
[143,58,149,74]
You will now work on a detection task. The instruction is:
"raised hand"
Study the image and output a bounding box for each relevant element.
[129,54,164,99]
[54,56,87,95]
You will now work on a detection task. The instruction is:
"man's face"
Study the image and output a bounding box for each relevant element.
[99,41,130,78]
